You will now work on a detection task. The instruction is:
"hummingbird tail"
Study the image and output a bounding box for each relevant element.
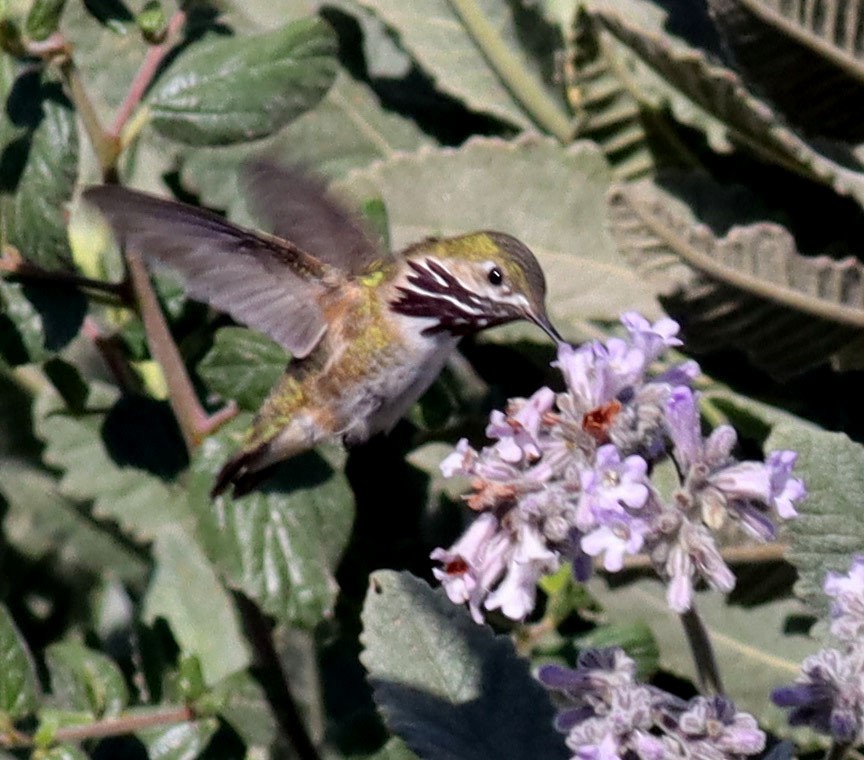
[211,445,274,499]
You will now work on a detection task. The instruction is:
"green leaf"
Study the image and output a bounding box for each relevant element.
[576,622,659,680]
[590,577,822,746]
[188,424,354,628]
[592,9,864,208]
[179,71,433,221]
[0,604,40,719]
[24,0,66,40]
[143,526,251,685]
[564,10,654,180]
[197,327,288,411]
[34,383,192,542]
[45,641,128,717]
[0,280,87,365]
[0,366,41,460]
[0,465,148,586]
[356,0,559,130]
[43,358,89,414]
[210,671,278,751]
[148,17,338,146]
[607,176,864,378]
[139,718,219,760]
[708,0,864,141]
[2,74,79,271]
[335,135,662,342]
[362,737,421,760]
[360,570,568,760]
[766,423,864,614]
[40,746,90,760]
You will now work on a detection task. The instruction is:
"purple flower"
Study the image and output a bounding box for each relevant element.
[621,311,682,363]
[772,647,864,744]
[675,696,766,756]
[576,445,650,529]
[539,648,765,760]
[433,312,804,623]
[766,450,806,519]
[825,556,864,644]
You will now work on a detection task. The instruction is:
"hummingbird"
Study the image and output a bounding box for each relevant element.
[84,163,562,497]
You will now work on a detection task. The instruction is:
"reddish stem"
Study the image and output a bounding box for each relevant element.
[110,10,187,138]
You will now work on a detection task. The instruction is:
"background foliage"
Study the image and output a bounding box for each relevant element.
[2,0,864,758]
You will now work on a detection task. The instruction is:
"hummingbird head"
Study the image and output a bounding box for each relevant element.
[391,231,562,343]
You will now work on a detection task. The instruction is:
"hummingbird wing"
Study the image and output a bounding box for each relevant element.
[83,185,338,359]
[240,161,389,275]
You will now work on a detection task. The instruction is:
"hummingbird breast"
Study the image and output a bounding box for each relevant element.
[247,279,459,457]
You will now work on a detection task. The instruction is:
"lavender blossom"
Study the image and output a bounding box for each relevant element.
[825,556,864,643]
[431,313,806,621]
[538,648,765,759]
[773,557,864,744]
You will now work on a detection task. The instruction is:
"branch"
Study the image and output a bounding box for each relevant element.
[126,251,237,452]
[110,10,187,141]
[614,542,789,571]
[0,705,195,749]
[1,246,130,304]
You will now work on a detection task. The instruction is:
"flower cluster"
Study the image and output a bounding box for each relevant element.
[432,313,806,621]
[772,556,864,745]
[539,648,765,759]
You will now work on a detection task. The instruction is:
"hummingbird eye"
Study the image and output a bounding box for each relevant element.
[487,267,504,286]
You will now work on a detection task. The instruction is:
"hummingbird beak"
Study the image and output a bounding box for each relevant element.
[527,308,564,345]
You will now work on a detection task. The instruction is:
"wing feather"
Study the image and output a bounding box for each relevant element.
[84,185,336,358]
[240,161,388,275]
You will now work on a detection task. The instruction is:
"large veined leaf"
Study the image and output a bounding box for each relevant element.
[138,718,219,760]
[767,423,864,615]
[33,383,191,542]
[197,328,288,412]
[188,424,354,629]
[45,642,128,716]
[0,280,87,366]
[179,72,432,224]
[590,578,822,747]
[360,570,568,760]
[0,62,85,363]
[356,0,568,135]
[147,17,338,145]
[0,605,40,719]
[143,527,251,685]
[591,10,864,208]
[564,9,654,180]
[708,0,864,141]
[1,71,80,272]
[607,177,864,377]
[0,465,148,585]
[336,135,662,343]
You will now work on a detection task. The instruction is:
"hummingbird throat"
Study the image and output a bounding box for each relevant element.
[390,258,515,336]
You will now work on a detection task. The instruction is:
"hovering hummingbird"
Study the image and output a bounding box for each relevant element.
[84,163,562,497]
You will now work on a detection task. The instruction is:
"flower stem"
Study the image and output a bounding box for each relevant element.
[110,10,187,139]
[126,251,237,451]
[680,605,724,695]
[447,0,573,142]
[59,56,119,180]
[0,705,195,749]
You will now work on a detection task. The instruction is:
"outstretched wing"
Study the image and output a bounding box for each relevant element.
[84,185,338,359]
[240,161,388,275]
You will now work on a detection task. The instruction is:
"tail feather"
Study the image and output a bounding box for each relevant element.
[211,445,273,498]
